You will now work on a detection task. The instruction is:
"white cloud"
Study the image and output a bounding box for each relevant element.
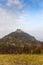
[0,8,21,37]
[6,0,24,9]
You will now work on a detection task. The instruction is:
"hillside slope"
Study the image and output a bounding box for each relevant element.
[1,29,40,46]
[0,29,42,54]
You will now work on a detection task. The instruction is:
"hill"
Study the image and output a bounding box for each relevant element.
[0,29,43,54]
[1,29,40,46]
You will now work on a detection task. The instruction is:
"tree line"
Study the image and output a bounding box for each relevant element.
[0,43,43,54]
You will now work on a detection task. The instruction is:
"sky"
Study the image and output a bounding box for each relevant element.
[0,0,43,41]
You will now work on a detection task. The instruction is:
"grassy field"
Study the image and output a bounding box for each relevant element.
[0,54,43,65]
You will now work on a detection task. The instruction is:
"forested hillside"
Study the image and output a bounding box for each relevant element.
[0,29,43,54]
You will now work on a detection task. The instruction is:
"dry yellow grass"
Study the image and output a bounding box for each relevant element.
[0,54,43,65]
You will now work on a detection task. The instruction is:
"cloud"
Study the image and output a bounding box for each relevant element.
[0,8,21,37]
[6,0,24,10]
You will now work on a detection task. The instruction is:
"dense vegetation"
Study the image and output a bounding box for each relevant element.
[0,43,43,54]
[0,29,43,54]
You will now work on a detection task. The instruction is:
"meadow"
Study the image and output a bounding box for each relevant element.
[0,54,43,65]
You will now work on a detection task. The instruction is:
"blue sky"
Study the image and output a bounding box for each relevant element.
[0,0,43,41]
